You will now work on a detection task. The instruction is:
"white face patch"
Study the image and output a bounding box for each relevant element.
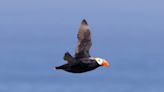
[94,58,105,65]
[89,57,105,65]
[95,58,103,65]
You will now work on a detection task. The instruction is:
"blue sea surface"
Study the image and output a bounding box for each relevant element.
[0,0,164,92]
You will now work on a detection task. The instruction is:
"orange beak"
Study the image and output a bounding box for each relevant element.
[102,60,109,67]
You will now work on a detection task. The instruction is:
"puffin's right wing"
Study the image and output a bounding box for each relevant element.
[75,19,92,59]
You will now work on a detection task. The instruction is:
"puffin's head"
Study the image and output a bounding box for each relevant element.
[94,57,110,67]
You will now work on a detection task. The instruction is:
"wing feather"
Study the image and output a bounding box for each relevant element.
[75,19,92,58]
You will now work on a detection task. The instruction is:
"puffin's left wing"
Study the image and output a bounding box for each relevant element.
[75,19,92,59]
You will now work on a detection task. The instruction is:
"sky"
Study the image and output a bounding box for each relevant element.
[0,0,164,92]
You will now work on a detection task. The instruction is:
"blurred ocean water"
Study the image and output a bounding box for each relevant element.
[0,0,164,92]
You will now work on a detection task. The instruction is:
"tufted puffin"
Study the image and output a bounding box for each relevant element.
[54,19,109,73]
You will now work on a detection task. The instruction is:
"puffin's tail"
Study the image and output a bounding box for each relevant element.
[54,64,68,70]
[55,66,61,69]
[53,66,61,70]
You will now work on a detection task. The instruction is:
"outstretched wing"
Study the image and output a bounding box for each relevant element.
[75,19,92,59]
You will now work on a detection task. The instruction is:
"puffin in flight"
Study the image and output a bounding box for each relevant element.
[55,19,109,73]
